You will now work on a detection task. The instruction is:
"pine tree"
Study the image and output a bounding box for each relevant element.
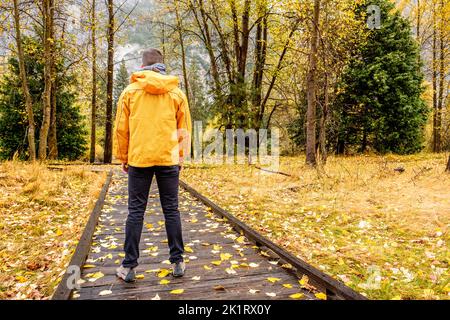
[113,59,129,118]
[336,0,428,155]
[0,36,87,160]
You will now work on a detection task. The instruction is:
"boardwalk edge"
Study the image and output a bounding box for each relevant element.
[52,170,113,300]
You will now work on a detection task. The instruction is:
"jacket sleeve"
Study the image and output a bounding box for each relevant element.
[176,92,192,160]
[113,91,130,163]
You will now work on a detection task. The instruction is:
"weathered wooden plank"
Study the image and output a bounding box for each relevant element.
[77,271,312,300]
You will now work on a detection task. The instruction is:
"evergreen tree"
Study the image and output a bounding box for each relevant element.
[113,59,129,118]
[335,0,428,154]
[0,37,87,160]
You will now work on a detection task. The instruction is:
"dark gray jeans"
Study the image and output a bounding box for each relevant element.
[122,165,184,268]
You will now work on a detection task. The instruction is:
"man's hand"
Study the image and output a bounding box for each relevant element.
[178,157,184,172]
[122,163,129,174]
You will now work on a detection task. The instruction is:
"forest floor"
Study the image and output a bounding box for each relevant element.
[0,162,106,299]
[182,153,450,300]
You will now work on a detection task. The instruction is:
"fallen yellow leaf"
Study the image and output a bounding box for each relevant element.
[289,293,304,299]
[170,289,184,294]
[315,292,327,300]
[299,275,309,287]
[220,253,232,261]
[236,236,245,244]
[157,269,171,278]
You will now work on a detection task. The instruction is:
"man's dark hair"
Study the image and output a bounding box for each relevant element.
[142,48,163,66]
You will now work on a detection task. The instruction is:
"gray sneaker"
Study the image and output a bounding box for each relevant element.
[116,265,136,283]
[172,261,186,277]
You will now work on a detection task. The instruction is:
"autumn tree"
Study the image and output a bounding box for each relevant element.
[305,0,320,166]
[12,0,36,161]
[0,37,87,160]
[38,0,55,160]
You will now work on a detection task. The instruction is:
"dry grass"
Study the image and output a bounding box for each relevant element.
[0,161,106,299]
[182,153,450,300]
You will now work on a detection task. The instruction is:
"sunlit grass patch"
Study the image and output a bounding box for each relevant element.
[0,161,106,299]
[182,153,450,300]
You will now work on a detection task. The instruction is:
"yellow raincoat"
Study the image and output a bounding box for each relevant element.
[113,70,192,167]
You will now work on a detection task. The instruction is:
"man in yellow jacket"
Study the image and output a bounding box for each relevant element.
[113,48,192,282]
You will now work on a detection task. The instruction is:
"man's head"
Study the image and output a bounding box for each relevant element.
[142,48,164,67]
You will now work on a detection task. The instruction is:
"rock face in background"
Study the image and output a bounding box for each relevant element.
[116,0,209,75]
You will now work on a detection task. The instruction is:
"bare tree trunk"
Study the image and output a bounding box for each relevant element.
[12,0,36,161]
[174,0,191,107]
[48,10,59,161]
[252,5,268,125]
[104,0,114,164]
[432,3,440,152]
[319,72,328,163]
[416,0,420,42]
[161,21,166,64]
[436,0,444,153]
[90,0,97,163]
[306,0,320,166]
[48,77,58,159]
[39,0,54,161]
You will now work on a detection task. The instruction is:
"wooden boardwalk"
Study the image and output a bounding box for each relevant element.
[72,171,320,300]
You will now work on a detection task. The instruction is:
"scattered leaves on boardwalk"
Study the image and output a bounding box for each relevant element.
[74,171,326,300]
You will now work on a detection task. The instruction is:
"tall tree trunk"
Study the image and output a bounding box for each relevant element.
[174,0,191,107]
[90,0,97,163]
[39,0,54,161]
[319,72,328,163]
[306,0,320,166]
[416,0,420,42]
[436,0,444,153]
[48,8,58,161]
[104,0,115,163]
[48,77,58,159]
[252,9,268,125]
[161,21,166,64]
[432,3,440,152]
[235,0,251,128]
[12,0,36,161]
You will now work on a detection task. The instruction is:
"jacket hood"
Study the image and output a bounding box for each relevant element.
[130,70,179,94]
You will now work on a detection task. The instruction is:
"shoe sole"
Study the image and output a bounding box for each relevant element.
[116,272,136,283]
[172,273,184,278]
